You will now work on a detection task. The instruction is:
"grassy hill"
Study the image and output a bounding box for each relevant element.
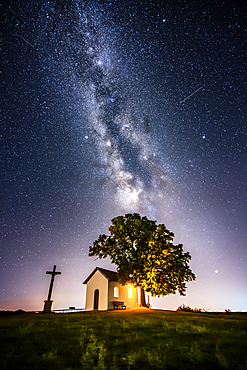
[1,308,246,369]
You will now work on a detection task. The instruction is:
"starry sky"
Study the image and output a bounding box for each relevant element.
[1,0,246,312]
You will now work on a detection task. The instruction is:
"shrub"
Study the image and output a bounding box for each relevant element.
[176,304,194,312]
[176,304,207,313]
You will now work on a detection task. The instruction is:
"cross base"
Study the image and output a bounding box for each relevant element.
[43,300,53,313]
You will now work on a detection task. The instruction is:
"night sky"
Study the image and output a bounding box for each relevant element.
[1,0,246,312]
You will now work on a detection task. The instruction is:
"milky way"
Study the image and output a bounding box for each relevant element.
[1,0,246,311]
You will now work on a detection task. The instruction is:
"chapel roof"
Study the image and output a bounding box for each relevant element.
[83,267,118,284]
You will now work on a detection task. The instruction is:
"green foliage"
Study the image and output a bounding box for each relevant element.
[0,310,247,370]
[80,330,107,369]
[89,213,196,296]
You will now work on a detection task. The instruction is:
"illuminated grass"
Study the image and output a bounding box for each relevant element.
[0,309,246,369]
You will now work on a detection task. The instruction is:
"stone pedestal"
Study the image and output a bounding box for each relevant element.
[43,300,53,312]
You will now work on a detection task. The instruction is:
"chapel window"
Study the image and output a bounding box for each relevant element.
[128,287,133,299]
[114,286,119,298]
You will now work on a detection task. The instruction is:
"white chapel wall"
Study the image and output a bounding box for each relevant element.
[85,270,108,311]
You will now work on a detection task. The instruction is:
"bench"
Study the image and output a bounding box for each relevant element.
[113,301,126,310]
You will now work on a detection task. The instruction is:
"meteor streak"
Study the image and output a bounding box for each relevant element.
[16,34,34,48]
[180,83,206,104]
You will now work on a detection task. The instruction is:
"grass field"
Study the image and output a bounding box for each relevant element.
[0,308,246,370]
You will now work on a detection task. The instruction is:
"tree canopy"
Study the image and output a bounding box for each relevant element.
[89,213,196,297]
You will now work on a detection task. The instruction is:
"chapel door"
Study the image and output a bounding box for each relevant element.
[94,289,99,310]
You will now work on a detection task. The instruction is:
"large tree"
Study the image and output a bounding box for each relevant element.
[89,213,196,297]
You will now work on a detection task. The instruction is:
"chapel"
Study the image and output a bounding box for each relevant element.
[83,267,146,310]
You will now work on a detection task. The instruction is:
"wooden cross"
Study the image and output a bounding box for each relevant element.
[46,265,61,302]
